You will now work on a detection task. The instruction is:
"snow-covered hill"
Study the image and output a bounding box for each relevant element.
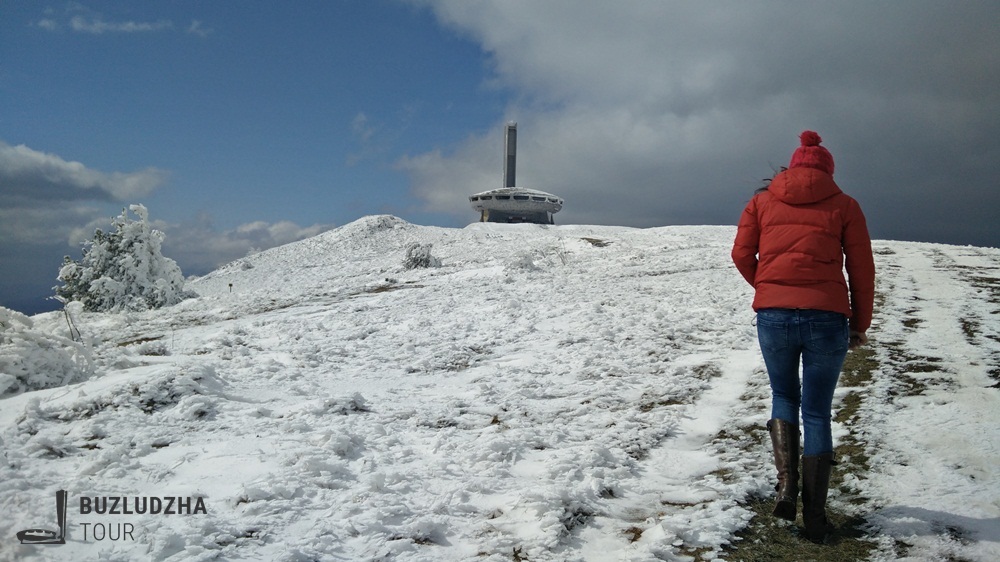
[2,216,998,561]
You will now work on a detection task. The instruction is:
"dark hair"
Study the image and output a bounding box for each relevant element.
[755,166,788,194]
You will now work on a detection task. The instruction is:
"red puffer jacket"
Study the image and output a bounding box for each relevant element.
[732,167,876,333]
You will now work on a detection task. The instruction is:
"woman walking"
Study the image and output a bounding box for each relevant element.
[731,131,875,543]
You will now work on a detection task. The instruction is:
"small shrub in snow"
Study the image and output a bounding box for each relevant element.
[505,252,539,273]
[55,204,193,312]
[309,393,371,415]
[0,306,92,397]
[131,340,170,357]
[402,243,441,269]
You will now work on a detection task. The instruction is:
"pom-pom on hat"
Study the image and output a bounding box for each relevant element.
[788,130,835,176]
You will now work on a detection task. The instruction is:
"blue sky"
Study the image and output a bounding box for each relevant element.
[3,1,503,226]
[2,1,999,314]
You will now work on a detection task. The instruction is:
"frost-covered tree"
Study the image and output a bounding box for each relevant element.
[55,204,191,312]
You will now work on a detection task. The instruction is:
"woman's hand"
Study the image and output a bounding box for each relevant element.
[849,331,868,349]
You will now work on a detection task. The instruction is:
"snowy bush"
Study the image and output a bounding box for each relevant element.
[505,252,540,273]
[0,306,92,397]
[402,243,441,269]
[55,204,193,312]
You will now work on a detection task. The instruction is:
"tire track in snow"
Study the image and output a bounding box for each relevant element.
[849,244,1000,561]
[570,348,767,561]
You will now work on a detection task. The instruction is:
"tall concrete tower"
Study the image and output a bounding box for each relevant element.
[503,122,517,188]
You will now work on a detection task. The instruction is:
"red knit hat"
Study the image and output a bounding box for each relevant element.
[788,130,834,176]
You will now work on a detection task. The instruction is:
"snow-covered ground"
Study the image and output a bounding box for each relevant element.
[2,215,998,561]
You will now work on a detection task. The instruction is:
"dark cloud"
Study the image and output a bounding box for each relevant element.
[404,1,1000,247]
[0,141,170,275]
[0,241,68,315]
[0,142,167,204]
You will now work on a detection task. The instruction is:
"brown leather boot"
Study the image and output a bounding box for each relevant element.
[801,453,835,543]
[767,419,799,521]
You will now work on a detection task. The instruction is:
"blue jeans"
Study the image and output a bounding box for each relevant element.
[756,308,850,456]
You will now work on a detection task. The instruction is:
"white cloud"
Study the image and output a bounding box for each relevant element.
[52,210,335,277]
[346,110,412,167]
[347,113,381,166]
[69,15,174,34]
[187,20,213,38]
[33,8,210,37]
[396,135,502,218]
[158,215,335,275]
[35,19,60,31]
[233,219,332,248]
[3,205,333,303]
[352,113,376,145]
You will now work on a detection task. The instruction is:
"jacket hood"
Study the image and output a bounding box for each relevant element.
[768,167,842,205]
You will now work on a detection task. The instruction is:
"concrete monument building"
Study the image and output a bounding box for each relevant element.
[469,123,564,224]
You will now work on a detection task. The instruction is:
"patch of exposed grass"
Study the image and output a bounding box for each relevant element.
[638,385,690,410]
[834,346,876,483]
[117,335,164,347]
[638,397,686,411]
[969,275,1000,305]
[661,499,702,509]
[833,344,877,501]
[708,466,739,484]
[900,308,922,330]
[623,526,644,543]
[833,350,875,502]
[960,317,980,344]
[581,237,611,247]
[959,311,1000,388]
[880,342,939,398]
[374,285,400,293]
[905,363,943,374]
[840,347,877,387]
[833,392,862,425]
[885,347,941,367]
[713,424,768,461]
[359,282,426,295]
[678,545,716,560]
[692,363,723,380]
[721,495,875,561]
[366,284,401,294]
[888,374,928,398]
[884,342,941,398]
